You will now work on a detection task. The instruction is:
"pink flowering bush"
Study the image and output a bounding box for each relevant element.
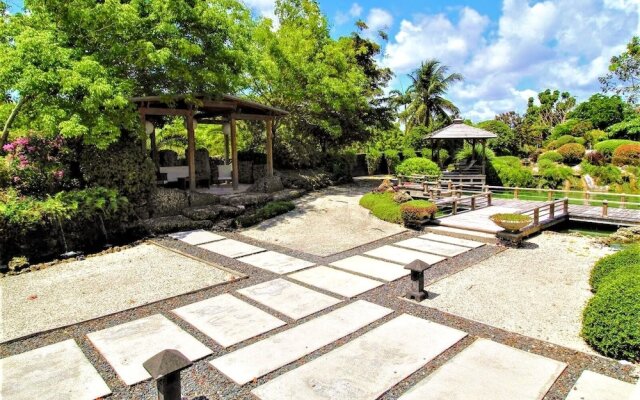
[2,135,77,196]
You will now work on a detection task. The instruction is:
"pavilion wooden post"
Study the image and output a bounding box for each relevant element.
[223,126,231,164]
[186,111,196,191]
[482,139,487,174]
[230,115,239,190]
[266,118,274,177]
[139,109,147,153]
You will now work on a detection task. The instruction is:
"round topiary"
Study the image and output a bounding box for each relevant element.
[594,140,638,158]
[395,157,440,177]
[538,151,563,163]
[582,271,640,361]
[556,143,586,164]
[400,200,437,223]
[590,245,640,292]
[612,143,640,166]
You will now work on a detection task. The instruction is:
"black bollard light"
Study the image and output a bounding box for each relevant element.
[143,349,192,400]
[404,259,432,301]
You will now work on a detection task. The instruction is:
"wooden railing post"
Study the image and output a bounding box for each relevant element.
[563,198,569,215]
[452,200,458,215]
[583,191,590,206]
[471,196,476,210]
[534,208,540,225]
[602,200,608,217]
[487,192,492,206]
[514,187,519,200]
[549,202,555,219]
[547,191,553,201]
[621,195,626,209]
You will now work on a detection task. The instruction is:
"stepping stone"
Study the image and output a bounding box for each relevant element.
[0,339,111,400]
[330,255,409,281]
[237,279,341,320]
[420,233,485,248]
[199,239,264,258]
[172,294,285,348]
[565,370,636,400]
[288,266,384,298]
[394,237,470,257]
[87,314,211,385]
[252,314,466,400]
[237,251,315,274]
[169,229,226,245]
[399,339,566,400]
[211,300,393,385]
[365,245,446,265]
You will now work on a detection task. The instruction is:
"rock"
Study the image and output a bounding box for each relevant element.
[393,191,412,204]
[150,188,190,217]
[272,189,307,202]
[143,216,213,234]
[189,191,219,207]
[219,193,271,207]
[377,179,395,193]
[277,170,332,190]
[249,175,285,193]
[8,256,29,272]
[600,226,640,245]
[181,204,244,221]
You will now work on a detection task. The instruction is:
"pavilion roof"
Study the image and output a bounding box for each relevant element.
[429,118,497,140]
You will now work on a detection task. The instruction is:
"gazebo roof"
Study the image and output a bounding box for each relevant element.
[429,118,497,140]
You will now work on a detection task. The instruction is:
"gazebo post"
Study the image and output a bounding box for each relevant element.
[230,115,239,190]
[186,111,196,191]
[223,125,230,164]
[266,117,274,177]
[482,139,487,174]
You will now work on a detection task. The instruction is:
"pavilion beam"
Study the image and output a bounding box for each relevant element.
[233,113,274,121]
[186,111,196,191]
[266,118,274,177]
[230,115,239,190]
[139,107,190,117]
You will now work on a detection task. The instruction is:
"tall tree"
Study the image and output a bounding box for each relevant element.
[601,36,640,104]
[404,60,463,130]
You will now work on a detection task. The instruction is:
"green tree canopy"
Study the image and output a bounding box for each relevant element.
[477,120,517,155]
[569,94,634,130]
[601,36,640,104]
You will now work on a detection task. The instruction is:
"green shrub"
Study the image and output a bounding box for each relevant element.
[422,148,449,165]
[365,149,382,175]
[395,157,440,177]
[402,148,417,159]
[590,245,640,292]
[488,156,535,187]
[384,150,400,174]
[327,150,356,182]
[556,143,585,164]
[538,160,573,188]
[0,157,9,188]
[612,143,640,166]
[359,192,402,223]
[581,163,623,185]
[582,272,640,361]
[455,143,496,162]
[538,151,563,163]
[584,129,608,147]
[594,140,638,158]
[235,201,295,228]
[400,200,437,222]
[547,135,580,150]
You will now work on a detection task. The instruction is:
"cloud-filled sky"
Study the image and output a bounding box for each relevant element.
[7,0,640,121]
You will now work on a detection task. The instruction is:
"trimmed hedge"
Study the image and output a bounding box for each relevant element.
[400,200,437,221]
[594,140,638,158]
[538,151,563,163]
[359,192,402,223]
[235,201,295,228]
[612,143,640,166]
[395,157,440,177]
[590,245,640,292]
[556,143,585,164]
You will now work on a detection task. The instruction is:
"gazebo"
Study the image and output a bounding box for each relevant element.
[428,118,497,175]
[132,94,288,191]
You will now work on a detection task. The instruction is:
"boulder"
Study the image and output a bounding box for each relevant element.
[8,256,29,273]
[143,216,213,234]
[181,204,244,221]
[150,188,189,217]
[249,175,285,193]
[272,188,307,202]
[602,226,640,245]
[219,192,271,207]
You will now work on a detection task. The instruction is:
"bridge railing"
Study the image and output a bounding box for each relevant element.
[518,198,569,227]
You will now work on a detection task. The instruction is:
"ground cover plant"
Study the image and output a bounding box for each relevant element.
[359,192,402,223]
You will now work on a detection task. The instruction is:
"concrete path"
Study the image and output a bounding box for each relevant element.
[169,229,226,245]
[394,237,470,257]
[419,233,485,248]
[199,239,265,258]
[565,371,636,400]
[330,255,409,281]
[288,266,384,297]
[172,294,285,348]
[237,251,314,274]
[365,245,446,265]
[252,314,467,400]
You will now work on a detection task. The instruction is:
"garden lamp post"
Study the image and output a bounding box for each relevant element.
[143,349,192,400]
[404,259,433,301]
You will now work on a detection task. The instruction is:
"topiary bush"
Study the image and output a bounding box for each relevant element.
[400,200,437,226]
[359,192,402,223]
[584,151,605,166]
[594,140,638,159]
[547,135,580,150]
[538,151,563,163]
[488,156,535,187]
[395,157,440,177]
[590,245,640,292]
[612,143,640,166]
[582,271,640,361]
[556,143,586,164]
[538,159,573,188]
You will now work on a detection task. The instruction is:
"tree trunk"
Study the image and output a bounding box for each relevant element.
[1,96,29,148]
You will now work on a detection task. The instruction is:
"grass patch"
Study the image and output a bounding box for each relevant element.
[235,201,295,228]
[359,192,402,223]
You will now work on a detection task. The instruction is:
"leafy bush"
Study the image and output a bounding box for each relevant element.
[383,150,400,174]
[365,149,382,175]
[590,245,640,292]
[538,151,563,163]
[538,160,573,188]
[584,151,605,166]
[327,151,356,182]
[0,157,9,188]
[612,143,640,166]
[455,143,496,162]
[584,130,608,147]
[402,148,417,159]
[607,116,640,139]
[594,140,638,158]
[400,200,437,222]
[421,148,449,165]
[488,156,535,187]
[395,157,440,177]
[582,271,640,361]
[359,192,402,223]
[235,201,295,228]
[550,119,593,139]
[547,135,580,150]
[556,143,585,164]
[580,162,623,185]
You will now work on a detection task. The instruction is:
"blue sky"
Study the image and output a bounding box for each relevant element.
[7,0,640,121]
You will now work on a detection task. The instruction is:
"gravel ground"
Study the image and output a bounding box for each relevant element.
[1,184,637,400]
[1,243,239,343]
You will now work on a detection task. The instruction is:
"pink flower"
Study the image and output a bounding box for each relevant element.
[15,137,29,147]
[2,143,14,152]
[53,170,64,180]
[12,176,20,183]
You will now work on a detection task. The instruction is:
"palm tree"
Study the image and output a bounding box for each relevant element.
[405,59,463,130]
[388,86,411,134]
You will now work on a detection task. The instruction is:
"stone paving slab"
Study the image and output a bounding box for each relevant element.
[0,339,111,400]
[237,251,315,274]
[399,339,566,400]
[565,370,635,400]
[199,239,265,258]
[252,314,467,400]
[394,237,470,257]
[237,279,341,320]
[87,314,212,386]
[169,229,226,245]
[329,255,409,281]
[419,233,485,248]
[288,266,384,298]
[172,294,285,348]
[364,245,446,265]
[211,300,393,385]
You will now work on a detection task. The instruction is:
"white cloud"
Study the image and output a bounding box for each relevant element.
[243,0,278,25]
[384,0,640,121]
[367,8,393,31]
[350,3,363,18]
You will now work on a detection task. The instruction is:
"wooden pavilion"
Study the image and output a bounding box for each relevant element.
[428,118,497,175]
[131,94,288,191]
